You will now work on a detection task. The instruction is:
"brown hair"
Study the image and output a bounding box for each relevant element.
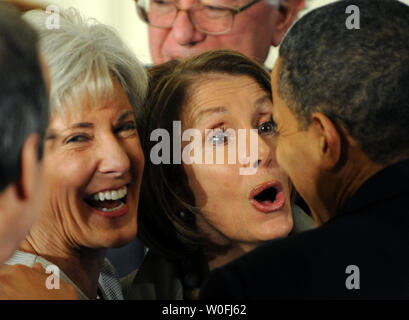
[138,50,272,259]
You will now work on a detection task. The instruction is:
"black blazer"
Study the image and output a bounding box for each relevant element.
[200,159,409,299]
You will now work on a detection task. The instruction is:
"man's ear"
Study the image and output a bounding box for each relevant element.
[17,133,41,201]
[270,0,305,46]
[310,112,342,171]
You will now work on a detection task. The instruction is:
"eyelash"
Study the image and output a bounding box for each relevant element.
[114,122,137,134]
[209,117,276,146]
[210,127,230,146]
[65,122,137,144]
[258,117,276,135]
[65,133,90,144]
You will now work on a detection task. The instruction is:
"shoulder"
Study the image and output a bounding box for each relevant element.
[200,221,348,299]
[0,262,79,300]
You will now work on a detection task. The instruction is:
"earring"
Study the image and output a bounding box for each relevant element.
[180,211,187,219]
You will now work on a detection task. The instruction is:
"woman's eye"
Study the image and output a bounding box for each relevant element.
[210,130,229,145]
[115,122,137,134]
[66,134,89,144]
[258,120,276,135]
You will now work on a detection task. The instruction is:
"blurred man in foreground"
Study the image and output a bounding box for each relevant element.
[0,2,78,299]
[0,2,48,265]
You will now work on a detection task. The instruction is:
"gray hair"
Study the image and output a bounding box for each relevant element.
[23,8,147,118]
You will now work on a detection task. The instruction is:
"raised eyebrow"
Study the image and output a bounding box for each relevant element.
[191,106,229,126]
[254,95,271,110]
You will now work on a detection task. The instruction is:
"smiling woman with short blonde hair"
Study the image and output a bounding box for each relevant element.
[4,8,147,300]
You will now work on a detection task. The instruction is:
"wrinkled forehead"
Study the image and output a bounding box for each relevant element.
[182,73,270,127]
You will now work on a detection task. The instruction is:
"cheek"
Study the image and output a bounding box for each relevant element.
[275,142,287,171]
[44,152,94,193]
[275,166,291,190]
[277,138,299,170]
[208,34,250,56]
[186,164,237,209]
[226,18,271,58]
[149,28,168,61]
[125,140,145,177]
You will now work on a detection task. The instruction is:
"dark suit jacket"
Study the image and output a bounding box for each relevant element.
[199,159,409,299]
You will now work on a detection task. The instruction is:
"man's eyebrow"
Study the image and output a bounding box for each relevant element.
[254,95,271,110]
[191,106,229,126]
[116,110,135,123]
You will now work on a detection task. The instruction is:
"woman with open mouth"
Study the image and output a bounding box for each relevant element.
[122,50,314,300]
[3,9,147,299]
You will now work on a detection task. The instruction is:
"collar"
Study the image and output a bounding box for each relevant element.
[336,158,409,218]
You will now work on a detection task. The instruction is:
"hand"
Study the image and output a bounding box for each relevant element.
[0,263,79,300]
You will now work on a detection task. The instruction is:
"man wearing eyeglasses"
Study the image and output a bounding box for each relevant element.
[135,0,305,65]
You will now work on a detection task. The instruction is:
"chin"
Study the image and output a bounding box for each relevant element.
[100,235,136,249]
[109,237,135,249]
[96,226,138,249]
[257,213,294,241]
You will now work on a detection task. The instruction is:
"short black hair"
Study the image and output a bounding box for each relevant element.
[0,3,49,192]
[279,0,409,165]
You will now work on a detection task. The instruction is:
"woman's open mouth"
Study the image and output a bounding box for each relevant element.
[249,181,285,213]
[84,185,129,218]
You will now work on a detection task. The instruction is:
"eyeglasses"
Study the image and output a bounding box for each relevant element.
[135,0,262,35]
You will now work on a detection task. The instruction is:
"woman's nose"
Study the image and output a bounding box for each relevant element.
[97,136,130,177]
[253,135,276,170]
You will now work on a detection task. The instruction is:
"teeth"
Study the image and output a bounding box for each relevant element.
[97,202,125,212]
[91,186,127,202]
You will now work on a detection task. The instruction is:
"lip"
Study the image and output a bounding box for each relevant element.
[84,184,130,218]
[86,183,129,197]
[92,202,129,218]
[249,181,285,213]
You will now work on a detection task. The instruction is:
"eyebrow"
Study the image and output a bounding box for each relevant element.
[66,110,134,130]
[68,122,94,130]
[116,110,135,124]
[45,129,57,140]
[254,95,271,110]
[190,95,271,127]
[191,106,229,126]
